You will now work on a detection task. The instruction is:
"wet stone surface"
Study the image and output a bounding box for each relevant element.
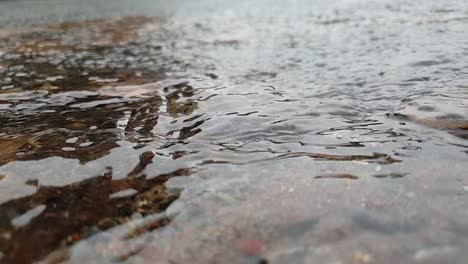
[0,0,467,263]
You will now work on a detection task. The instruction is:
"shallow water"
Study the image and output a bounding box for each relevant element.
[0,0,467,263]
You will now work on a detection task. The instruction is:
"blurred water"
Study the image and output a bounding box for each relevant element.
[0,0,468,263]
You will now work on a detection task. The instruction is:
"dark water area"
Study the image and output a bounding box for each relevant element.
[0,0,467,263]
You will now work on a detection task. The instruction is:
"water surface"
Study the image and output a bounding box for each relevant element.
[0,0,467,263]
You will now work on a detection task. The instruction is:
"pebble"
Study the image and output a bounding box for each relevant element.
[354,251,373,263]
[236,239,264,256]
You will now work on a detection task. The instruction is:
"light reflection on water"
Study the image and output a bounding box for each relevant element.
[0,0,467,263]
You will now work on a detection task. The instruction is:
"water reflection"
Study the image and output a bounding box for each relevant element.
[0,165,191,263]
[0,80,198,164]
[0,16,199,263]
[0,0,467,262]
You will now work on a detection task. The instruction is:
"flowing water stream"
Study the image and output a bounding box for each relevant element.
[0,0,467,263]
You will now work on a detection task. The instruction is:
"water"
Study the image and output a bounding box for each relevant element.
[0,0,467,263]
